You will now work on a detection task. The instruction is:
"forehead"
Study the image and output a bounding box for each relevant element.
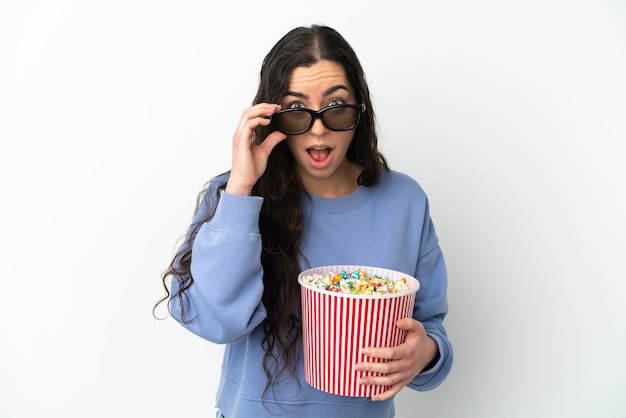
[288,60,351,93]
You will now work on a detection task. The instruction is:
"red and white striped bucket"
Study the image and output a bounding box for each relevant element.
[299,265,419,397]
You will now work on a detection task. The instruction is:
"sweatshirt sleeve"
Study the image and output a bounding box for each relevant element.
[169,189,267,344]
[407,200,454,391]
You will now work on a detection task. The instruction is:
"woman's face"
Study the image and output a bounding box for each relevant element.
[281,60,360,197]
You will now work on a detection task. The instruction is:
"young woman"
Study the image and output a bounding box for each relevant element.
[156,24,453,418]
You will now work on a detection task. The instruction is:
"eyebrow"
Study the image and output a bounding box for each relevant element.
[285,84,350,100]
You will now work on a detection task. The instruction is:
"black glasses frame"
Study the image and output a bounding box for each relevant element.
[271,103,366,135]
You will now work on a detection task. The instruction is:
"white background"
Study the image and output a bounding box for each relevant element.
[1,1,625,417]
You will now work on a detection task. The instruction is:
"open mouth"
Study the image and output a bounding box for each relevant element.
[307,146,332,162]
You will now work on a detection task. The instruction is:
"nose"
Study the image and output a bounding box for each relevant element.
[309,115,327,135]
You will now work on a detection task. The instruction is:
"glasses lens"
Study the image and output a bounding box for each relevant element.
[277,110,311,134]
[323,106,359,130]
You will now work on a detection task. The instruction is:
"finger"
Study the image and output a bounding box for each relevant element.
[361,319,421,357]
[243,103,281,118]
[257,130,287,154]
[396,317,417,330]
[361,346,400,361]
[371,383,404,402]
[356,360,393,375]
[245,103,281,127]
[356,357,411,375]
[234,104,281,142]
[360,371,396,387]
[359,368,409,398]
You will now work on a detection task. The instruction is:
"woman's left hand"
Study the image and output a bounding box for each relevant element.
[355,317,438,401]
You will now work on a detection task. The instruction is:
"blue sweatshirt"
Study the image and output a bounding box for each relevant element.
[170,169,453,418]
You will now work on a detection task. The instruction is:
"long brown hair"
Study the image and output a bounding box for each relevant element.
[155,24,388,403]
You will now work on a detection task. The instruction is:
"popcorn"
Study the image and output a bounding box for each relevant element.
[302,268,408,295]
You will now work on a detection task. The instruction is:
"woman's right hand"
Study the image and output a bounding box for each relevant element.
[225,103,287,196]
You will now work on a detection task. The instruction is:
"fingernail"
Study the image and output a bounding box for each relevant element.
[354,364,363,371]
[361,348,370,355]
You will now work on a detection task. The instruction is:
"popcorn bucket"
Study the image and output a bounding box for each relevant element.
[299,265,420,397]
